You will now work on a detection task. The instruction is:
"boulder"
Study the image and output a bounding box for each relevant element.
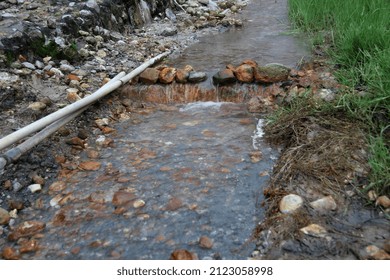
[212,69,236,85]
[188,71,207,82]
[255,63,290,83]
[175,68,190,83]
[234,63,254,83]
[139,67,160,84]
[159,67,176,84]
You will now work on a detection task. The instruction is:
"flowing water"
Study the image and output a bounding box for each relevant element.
[19,0,308,259]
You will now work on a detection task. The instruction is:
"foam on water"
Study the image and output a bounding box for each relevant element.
[179,101,227,112]
[252,119,265,150]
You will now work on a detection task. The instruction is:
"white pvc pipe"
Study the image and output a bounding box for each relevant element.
[0,51,170,151]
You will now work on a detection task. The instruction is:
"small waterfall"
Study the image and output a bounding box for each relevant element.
[138,0,152,25]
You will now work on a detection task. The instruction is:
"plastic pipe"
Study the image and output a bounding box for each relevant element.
[0,51,170,151]
[0,71,126,173]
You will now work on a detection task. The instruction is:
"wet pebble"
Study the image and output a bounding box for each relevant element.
[0,207,10,225]
[170,249,198,260]
[8,220,46,241]
[279,194,303,214]
[165,197,183,211]
[28,101,47,111]
[32,174,45,185]
[199,236,213,249]
[376,195,390,209]
[2,246,20,260]
[79,161,101,171]
[362,245,390,260]
[48,181,67,194]
[133,199,146,209]
[112,190,137,207]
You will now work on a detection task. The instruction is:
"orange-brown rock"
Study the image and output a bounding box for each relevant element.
[2,246,20,260]
[112,190,136,207]
[19,239,39,254]
[8,221,46,241]
[79,161,101,171]
[235,63,254,83]
[159,67,176,84]
[170,249,198,260]
[199,236,213,249]
[48,181,67,194]
[254,63,291,83]
[139,68,160,84]
[65,137,85,148]
[175,68,190,83]
[0,207,10,225]
[241,59,258,68]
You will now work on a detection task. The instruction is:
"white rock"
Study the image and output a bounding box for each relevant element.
[28,102,47,111]
[60,64,76,72]
[279,194,303,213]
[9,209,18,219]
[35,60,45,69]
[309,196,337,212]
[300,224,327,237]
[22,62,36,70]
[133,199,146,208]
[28,184,42,193]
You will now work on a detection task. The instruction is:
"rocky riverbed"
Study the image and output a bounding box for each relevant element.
[0,0,389,260]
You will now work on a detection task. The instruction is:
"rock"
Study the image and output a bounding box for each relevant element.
[368,190,378,201]
[112,190,136,207]
[66,88,81,102]
[28,102,47,111]
[160,27,178,36]
[8,221,46,241]
[199,236,213,249]
[60,64,75,72]
[139,68,160,84]
[300,224,328,238]
[188,71,207,82]
[32,174,45,185]
[133,199,145,208]
[79,161,101,171]
[159,67,176,84]
[8,200,23,210]
[212,69,236,85]
[28,184,42,193]
[235,63,254,83]
[175,69,190,83]
[22,62,36,70]
[309,196,337,212]
[13,181,23,192]
[249,150,262,163]
[2,247,20,260]
[376,196,390,208]
[19,239,39,254]
[279,194,303,214]
[166,197,183,211]
[65,137,85,147]
[0,207,10,225]
[170,249,198,260]
[363,245,390,260]
[255,63,290,83]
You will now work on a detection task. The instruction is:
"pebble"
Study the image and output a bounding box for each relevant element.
[170,249,198,260]
[279,194,303,214]
[376,195,390,208]
[309,196,337,212]
[166,197,183,211]
[22,62,36,70]
[188,71,207,82]
[363,245,390,260]
[2,247,20,260]
[79,161,101,171]
[32,174,45,185]
[28,101,47,111]
[300,224,327,238]
[199,236,213,249]
[48,181,67,194]
[0,207,10,225]
[133,199,146,209]
[60,64,76,72]
[8,220,46,241]
[112,190,136,207]
[28,184,42,193]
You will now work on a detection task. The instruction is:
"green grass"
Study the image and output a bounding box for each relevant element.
[287,0,390,196]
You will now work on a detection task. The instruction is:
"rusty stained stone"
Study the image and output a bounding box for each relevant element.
[199,236,213,249]
[234,63,254,83]
[86,149,100,159]
[65,137,85,147]
[8,221,46,241]
[241,59,258,68]
[19,239,39,254]
[159,67,176,84]
[165,197,183,211]
[8,200,24,210]
[78,161,101,171]
[48,181,67,194]
[254,63,291,83]
[0,207,10,225]
[249,150,263,163]
[112,190,137,207]
[170,249,198,260]
[2,247,20,260]
[101,126,116,134]
[175,68,190,83]
[139,67,160,84]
